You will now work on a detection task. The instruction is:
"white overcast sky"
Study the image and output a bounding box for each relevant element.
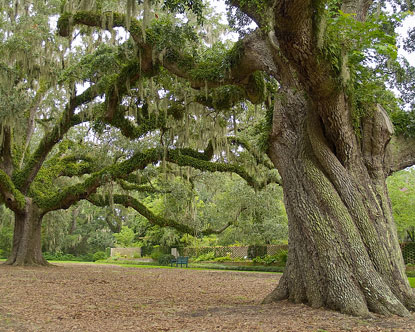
[397,18,415,65]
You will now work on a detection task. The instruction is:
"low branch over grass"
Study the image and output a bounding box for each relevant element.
[87,194,238,236]
[40,144,269,214]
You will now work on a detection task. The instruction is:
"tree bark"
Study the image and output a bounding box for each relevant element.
[264,88,415,316]
[4,198,48,266]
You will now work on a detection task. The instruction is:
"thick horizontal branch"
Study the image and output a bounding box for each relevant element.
[387,135,415,174]
[105,107,166,140]
[39,148,163,213]
[58,11,279,103]
[87,194,235,236]
[59,161,94,177]
[118,180,170,194]
[41,141,266,212]
[167,150,263,188]
[58,11,144,45]
[60,154,94,164]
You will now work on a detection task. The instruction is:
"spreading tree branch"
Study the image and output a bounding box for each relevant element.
[87,193,239,236]
[118,180,171,194]
[39,148,163,213]
[105,106,167,139]
[57,12,279,102]
[58,161,95,177]
[166,149,264,188]
[40,142,267,213]
[13,85,101,194]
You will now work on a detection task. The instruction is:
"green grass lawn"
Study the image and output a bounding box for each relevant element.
[408,277,415,288]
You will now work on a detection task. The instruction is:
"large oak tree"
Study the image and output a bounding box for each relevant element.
[57,0,415,317]
[2,0,415,317]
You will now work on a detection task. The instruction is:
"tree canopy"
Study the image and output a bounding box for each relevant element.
[0,0,281,267]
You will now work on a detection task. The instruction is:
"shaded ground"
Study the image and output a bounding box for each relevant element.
[0,263,414,331]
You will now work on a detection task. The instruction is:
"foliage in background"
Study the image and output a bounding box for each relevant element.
[0,205,13,258]
[114,226,137,247]
[252,250,288,266]
[92,251,107,261]
[387,169,415,241]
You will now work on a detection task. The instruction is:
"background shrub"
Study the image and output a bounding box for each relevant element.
[213,255,233,262]
[158,254,175,265]
[193,251,215,262]
[252,250,288,266]
[93,251,107,262]
[43,252,94,262]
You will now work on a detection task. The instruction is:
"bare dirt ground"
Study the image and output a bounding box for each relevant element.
[0,263,414,332]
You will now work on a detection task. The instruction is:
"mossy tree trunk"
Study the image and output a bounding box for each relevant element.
[264,88,415,316]
[4,199,48,266]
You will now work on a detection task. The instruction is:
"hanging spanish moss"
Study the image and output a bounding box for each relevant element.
[142,0,150,42]
[125,0,133,31]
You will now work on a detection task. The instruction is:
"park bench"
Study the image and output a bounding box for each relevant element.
[170,256,189,268]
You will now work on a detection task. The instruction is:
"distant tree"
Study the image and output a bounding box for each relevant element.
[113,226,136,247]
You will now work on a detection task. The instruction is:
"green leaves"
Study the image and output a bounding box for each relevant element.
[59,43,121,85]
[146,16,198,51]
[321,7,411,130]
[189,40,244,81]
[324,9,400,71]
[159,0,205,24]
[114,226,136,247]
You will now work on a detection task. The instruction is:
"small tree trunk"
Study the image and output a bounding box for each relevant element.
[4,199,48,266]
[265,89,415,316]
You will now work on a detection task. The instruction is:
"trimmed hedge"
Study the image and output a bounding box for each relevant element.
[43,252,94,262]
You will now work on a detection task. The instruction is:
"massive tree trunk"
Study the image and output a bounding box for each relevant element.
[4,198,48,266]
[264,87,415,316]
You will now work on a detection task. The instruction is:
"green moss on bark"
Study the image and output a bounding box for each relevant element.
[0,170,25,210]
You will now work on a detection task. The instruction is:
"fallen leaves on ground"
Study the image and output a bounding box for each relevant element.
[0,263,414,331]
